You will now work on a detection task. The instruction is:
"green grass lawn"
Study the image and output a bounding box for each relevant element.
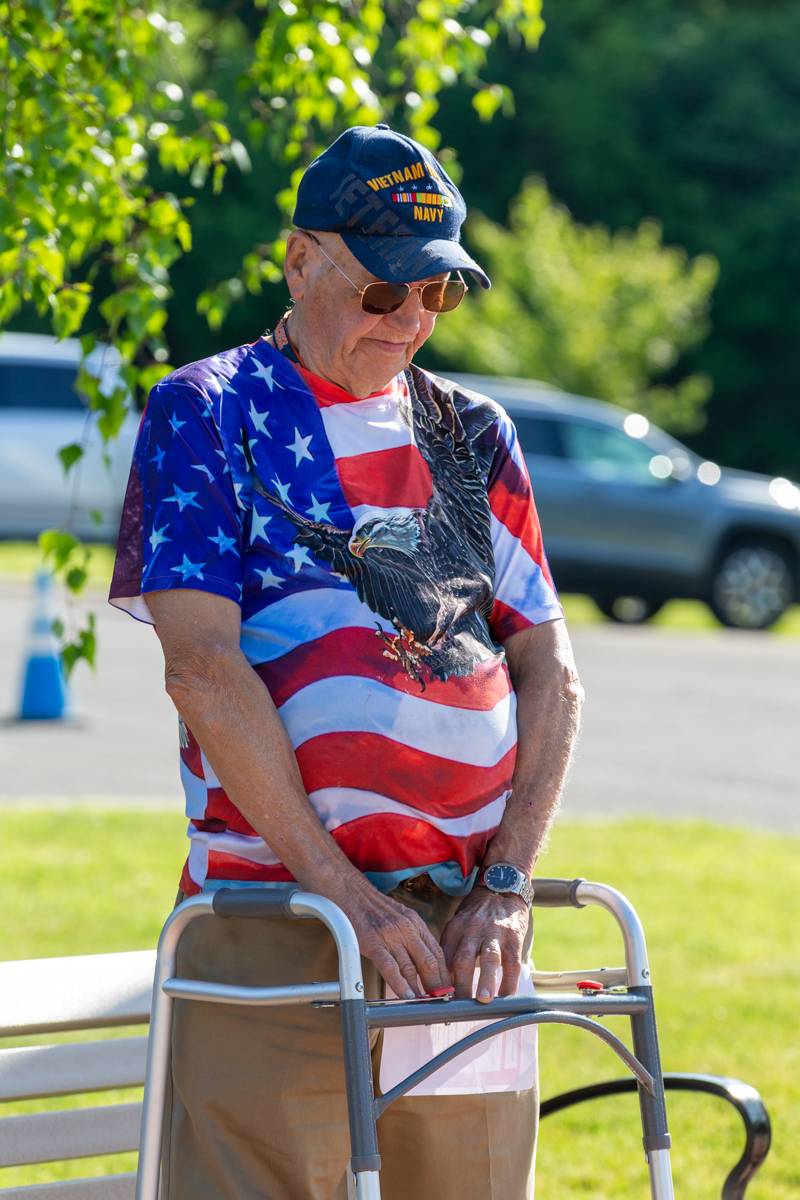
[3,538,800,634]
[1,812,797,1196]
[0,541,117,590]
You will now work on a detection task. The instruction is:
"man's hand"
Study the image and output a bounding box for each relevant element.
[441,888,530,1003]
[329,880,453,1001]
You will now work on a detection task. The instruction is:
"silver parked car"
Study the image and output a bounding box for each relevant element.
[0,331,139,542]
[452,374,800,629]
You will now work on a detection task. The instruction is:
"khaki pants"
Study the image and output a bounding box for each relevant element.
[163,886,538,1199]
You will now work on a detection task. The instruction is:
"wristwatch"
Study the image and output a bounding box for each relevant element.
[477,862,534,907]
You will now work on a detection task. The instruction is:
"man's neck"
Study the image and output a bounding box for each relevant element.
[283,309,394,399]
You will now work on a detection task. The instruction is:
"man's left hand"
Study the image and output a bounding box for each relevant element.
[440,888,530,1003]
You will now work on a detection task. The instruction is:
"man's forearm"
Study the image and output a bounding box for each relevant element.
[482,620,584,877]
[166,647,371,900]
[148,584,454,999]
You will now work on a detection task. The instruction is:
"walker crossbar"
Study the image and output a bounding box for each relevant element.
[373,1010,655,1118]
[135,880,676,1200]
[162,978,341,1006]
[365,992,650,1024]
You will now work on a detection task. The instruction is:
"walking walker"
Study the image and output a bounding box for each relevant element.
[136,877,674,1199]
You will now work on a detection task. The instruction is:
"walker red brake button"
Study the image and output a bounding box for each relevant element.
[577,980,605,993]
[429,986,456,998]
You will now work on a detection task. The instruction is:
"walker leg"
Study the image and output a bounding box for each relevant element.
[136,896,216,1200]
[351,1170,382,1198]
[136,961,174,1200]
[631,992,674,1199]
[646,1149,674,1199]
[340,996,382,1198]
[136,908,204,1199]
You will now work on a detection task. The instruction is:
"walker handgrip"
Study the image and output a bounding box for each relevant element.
[212,886,300,918]
[532,878,586,908]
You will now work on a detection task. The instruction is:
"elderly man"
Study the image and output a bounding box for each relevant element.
[110,124,583,1199]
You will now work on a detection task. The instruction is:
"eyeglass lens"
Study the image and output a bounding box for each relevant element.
[360,279,466,316]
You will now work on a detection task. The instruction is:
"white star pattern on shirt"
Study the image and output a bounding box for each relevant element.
[286,544,313,573]
[170,554,205,581]
[208,527,238,556]
[168,411,186,435]
[272,475,291,503]
[233,481,247,510]
[234,437,259,461]
[208,358,238,394]
[250,509,272,544]
[150,445,166,471]
[214,448,231,475]
[148,522,171,552]
[191,463,216,483]
[248,400,271,437]
[164,484,202,512]
[287,427,314,467]
[250,360,284,390]
[254,567,284,590]
[306,493,331,522]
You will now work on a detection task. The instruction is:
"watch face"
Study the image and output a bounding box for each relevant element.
[485,863,520,891]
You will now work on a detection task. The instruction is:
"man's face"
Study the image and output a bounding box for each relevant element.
[283,230,447,397]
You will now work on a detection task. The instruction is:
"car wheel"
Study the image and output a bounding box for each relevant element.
[592,595,665,624]
[710,543,795,630]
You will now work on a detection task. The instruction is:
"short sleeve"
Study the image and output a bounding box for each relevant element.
[109,379,244,624]
[486,409,563,642]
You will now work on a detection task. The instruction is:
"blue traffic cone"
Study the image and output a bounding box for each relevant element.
[17,570,71,721]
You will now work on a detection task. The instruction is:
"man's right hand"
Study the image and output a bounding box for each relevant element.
[328,880,452,999]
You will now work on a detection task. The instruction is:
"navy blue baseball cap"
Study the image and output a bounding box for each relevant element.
[293,124,490,289]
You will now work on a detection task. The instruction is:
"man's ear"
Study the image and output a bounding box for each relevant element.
[284,231,311,302]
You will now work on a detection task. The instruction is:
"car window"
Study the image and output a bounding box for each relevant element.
[507,413,565,459]
[0,362,84,410]
[560,420,670,484]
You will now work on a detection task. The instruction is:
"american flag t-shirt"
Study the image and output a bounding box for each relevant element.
[109,337,563,896]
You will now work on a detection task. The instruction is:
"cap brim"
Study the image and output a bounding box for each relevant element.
[340,232,491,290]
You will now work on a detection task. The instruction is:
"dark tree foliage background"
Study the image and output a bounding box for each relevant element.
[433,0,800,477]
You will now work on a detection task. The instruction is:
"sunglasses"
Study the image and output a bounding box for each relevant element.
[301,230,467,315]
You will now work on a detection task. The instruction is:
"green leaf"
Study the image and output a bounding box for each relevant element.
[61,613,97,678]
[58,443,85,474]
[472,85,504,123]
[95,386,130,441]
[50,284,92,338]
[65,566,89,593]
[212,162,227,195]
[39,529,79,570]
[229,139,252,173]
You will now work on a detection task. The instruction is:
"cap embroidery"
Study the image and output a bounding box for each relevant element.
[366,161,426,191]
[390,191,453,208]
[413,204,446,223]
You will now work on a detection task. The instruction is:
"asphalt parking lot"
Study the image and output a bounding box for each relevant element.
[2,581,797,832]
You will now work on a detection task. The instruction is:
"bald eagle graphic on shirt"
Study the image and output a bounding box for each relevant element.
[243,368,500,686]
